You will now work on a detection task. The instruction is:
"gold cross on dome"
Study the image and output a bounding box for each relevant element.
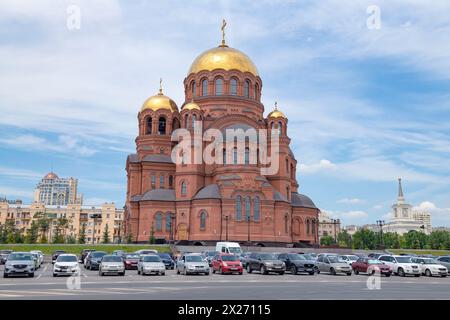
[221,19,227,46]
[159,78,163,95]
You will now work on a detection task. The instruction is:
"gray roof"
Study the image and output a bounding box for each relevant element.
[274,191,288,202]
[132,189,176,202]
[193,184,221,200]
[127,154,174,164]
[217,174,241,181]
[128,154,139,163]
[291,193,317,209]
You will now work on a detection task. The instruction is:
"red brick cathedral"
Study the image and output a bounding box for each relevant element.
[125,28,320,246]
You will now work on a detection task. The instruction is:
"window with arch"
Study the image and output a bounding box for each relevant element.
[286,158,289,173]
[245,196,251,221]
[223,149,227,165]
[278,121,283,136]
[146,117,152,135]
[202,79,208,96]
[160,175,164,189]
[192,114,197,128]
[200,211,207,230]
[235,196,242,221]
[255,83,259,100]
[165,213,171,232]
[254,196,260,222]
[181,181,187,195]
[230,78,238,95]
[184,114,189,127]
[312,220,316,235]
[155,213,163,231]
[244,80,250,98]
[271,122,276,135]
[215,78,223,95]
[158,117,166,135]
[191,80,196,97]
[245,148,249,165]
[306,219,310,235]
[233,147,238,165]
[168,175,173,189]
[151,175,156,189]
[285,214,289,234]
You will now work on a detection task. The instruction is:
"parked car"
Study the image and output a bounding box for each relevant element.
[53,254,80,277]
[201,250,219,266]
[85,251,107,270]
[216,242,243,255]
[0,250,12,265]
[302,253,317,262]
[30,250,44,266]
[135,249,158,255]
[112,250,126,257]
[137,254,166,276]
[212,254,243,275]
[157,253,175,269]
[246,252,285,275]
[99,255,125,276]
[277,253,316,275]
[351,258,392,276]
[3,252,35,278]
[436,256,450,273]
[378,255,421,277]
[80,249,95,264]
[176,253,210,275]
[367,253,383,259]
[239,252,252,268]
[123,253,140,270]
[339,255,359,266]
[316,254,352,275]
[411,257,447,277]
[52,250,67,264]
[30,252,42,269]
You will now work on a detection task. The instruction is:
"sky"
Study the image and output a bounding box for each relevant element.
[0,0,450,227]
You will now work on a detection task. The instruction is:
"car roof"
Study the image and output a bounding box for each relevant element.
[58,253,77,257]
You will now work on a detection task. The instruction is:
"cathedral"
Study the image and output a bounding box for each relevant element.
[124,24,320,246]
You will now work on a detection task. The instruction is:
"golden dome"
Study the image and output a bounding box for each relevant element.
[188,45,259,76]
[268,102,286,119]
[182,100,201,111]
[141,83,178,113]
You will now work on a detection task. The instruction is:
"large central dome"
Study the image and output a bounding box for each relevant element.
[188,45,259,76]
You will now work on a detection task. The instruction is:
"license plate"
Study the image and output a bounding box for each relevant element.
[231,268,237,270]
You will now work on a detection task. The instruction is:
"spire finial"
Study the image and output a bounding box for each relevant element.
[220,19,227,47]
[274,101,278,110]
[159,78,163,95]
[398,177,404,201]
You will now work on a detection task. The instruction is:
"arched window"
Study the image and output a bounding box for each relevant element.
[215,78,223,95]
[278,121,282,136]
[254,196,260,222]
[223,149,227,165]
[158,117,166,135]
[285,214,289,234]
[245,196,251,221]
[255,83,259,100]
[146,117,152,134]
[286,159,289,173]
[200,211,207,230]
[271,122,275,135]
[245,148,249,165]
[230,78,238,95]
[168,175,173,188]
[202,79,208,96]
[306,219,310,235]
[244,80,250,98]
[192,114,196,128]
[312,220,316,235]
[233,147,238,165]
[184,114,188,127]
[181,181,187,195]
[165,213,171,232]
[155,213,163,231]
[235,196,242,221]
[151,175,156,189]
[286,185,290,201]
[172,118,180,131]
[191,80,196,97]
[160,175,164,189]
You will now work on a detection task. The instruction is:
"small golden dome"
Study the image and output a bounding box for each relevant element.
[141,80,178,113]
[268,102,286,119]
[188,45,259,76]
[182,101,201,111]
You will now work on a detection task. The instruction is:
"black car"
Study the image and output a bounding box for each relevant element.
[0,250,12,265]
[157,253,175,269]
[246,252,286,275]
[239,252,252,268]
[277,253,316,275]
[80,249,96,264]
[85,251,107,270]
[52,250,66,264]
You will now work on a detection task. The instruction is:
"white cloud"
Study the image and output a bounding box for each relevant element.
[337,198,365,204]
[0,167,44,181]
[299,159,336,174]
[0,186,33,199]
[341,210,368,219]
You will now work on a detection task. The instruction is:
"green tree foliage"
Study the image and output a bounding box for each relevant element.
[78,224,86,244]
[320,235,336,246]
[102,224,110,244]
[337,230,352,248]
[352,228,378,250]
[25,220,39,244]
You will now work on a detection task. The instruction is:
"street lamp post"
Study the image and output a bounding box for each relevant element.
[224,215,230,242]
[170,213,176,244]
[332,219,340,243]
[247,214,252,244]
[376,220,385,248]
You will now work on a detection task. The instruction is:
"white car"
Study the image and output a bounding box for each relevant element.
[378,255,421,277]
[30,250,44,266]
[411,257,448,277]
[53,254,80,277]
[99,255,125,276]
[137,254,166,276]
[339,255,359,266]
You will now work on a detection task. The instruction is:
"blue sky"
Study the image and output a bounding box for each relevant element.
[1,0,450,226]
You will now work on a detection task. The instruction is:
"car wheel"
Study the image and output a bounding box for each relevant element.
[247,265,252,273]
[219,267,223,275]
[398,268,405,277]
[212,268,216,274]
[205,271,210,276]
[290,265,297,275]
[346,272,352,276]
[176,268,180,274]
[138,269,141,275]
[260,265,268,275]
[441,274,447,278]
[120,272,125,276]
[29,273,34,278]
[3,273,8,278]
[53,273,57,277]
[239,272,243,275]
[414,274,421,277]
[330,268,336,276]
[425,269,432,277]
[308,271,315,275]
[385,274,391,277]
[279,271,285,275]
[354,269,359,275]
[162,272,165,276]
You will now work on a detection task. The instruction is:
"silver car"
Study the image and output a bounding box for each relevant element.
[3,252,35,278]
[317,254,352,275]
[436,256,450,274]
[176,254,210,275]
[137,254,166,276]
[98,255,125,276]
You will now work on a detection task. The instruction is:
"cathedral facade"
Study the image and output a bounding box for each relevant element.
[124,29,320,246]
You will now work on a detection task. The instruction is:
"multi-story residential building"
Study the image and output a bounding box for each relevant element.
[318,211,341,240]
[344,225,359,236]
[34,172,83,206]
[0,199,124,243]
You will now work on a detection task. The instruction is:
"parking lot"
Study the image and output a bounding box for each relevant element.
[1,263,449,300]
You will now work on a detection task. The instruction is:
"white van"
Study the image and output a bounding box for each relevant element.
[216,242,243,255]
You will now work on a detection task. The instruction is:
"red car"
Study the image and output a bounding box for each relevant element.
[123,253,140,270]
[352,257,392,277]
[212,254,243,275]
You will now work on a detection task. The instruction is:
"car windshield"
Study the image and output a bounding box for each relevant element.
[92,252,107,258]
[186,255,203,262]
[143,255,161,262]
[9,253,33,261]
[422,258,438,265]
[57,255,77,262]
[221,255,238,261]
[368,259,382,264]
[228,247,242,254]
[288,254,305,260]
[302,254,314,260]
[328,256,345,263]
[102,256,122,262]
[260,253,276,260]
[347,255,359,261]
[396,257,412,263]
[125,254,140,259]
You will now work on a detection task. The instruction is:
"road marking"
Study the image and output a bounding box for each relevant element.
[0,290,78,296]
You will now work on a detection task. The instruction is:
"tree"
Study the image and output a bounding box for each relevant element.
[102,224,110,244]
[427,231,450,250]
[382,232,401,249]
[25,220,39,244]
[78,224,86,244]
[4,220,17,244]
[149,224,155,244]
[126,232,133,244]
[66,235,76,244]
[402,230,428,249]
[320,235,336,246]
[352,229,377,250]
[34,212,50,243]
[53,217,68,244]
[0,224,6,243]
[337,230,352,248]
